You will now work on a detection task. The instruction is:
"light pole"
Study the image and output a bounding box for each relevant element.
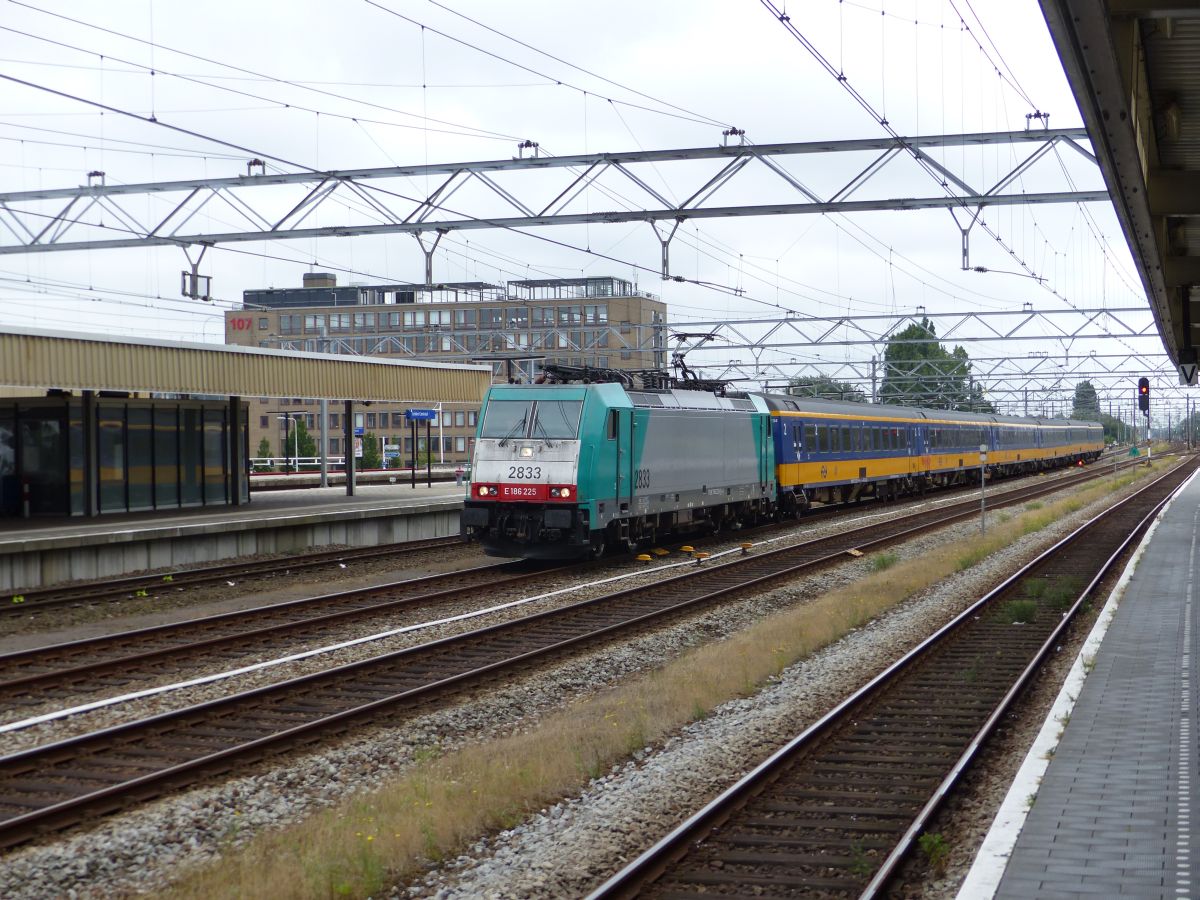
[276,414,295,473]
[979,443,988,535]
[319,322,330,488]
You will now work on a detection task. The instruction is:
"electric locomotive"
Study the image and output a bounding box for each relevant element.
[461,382,776,559]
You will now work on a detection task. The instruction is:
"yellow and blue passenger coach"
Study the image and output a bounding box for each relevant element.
[764,394,1104,515]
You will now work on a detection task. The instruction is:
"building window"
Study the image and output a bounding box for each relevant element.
[506,307,529,328]
[353,312,375,329]
[329,413,340,427]
[467,411,477,426]
[366,413,376,428]
[279,315,301,333]
[391,412,405,427]
[429,309,451,327]
[304,314,326,331]
[258,318,268,329]
[403,310,425,328]
[479,307,503,327]
[259,416,268,428]
[329,437,340,454]
[583,304,608,324]
[454,411,466,427]
[454,308,477,327]
[455,436,467,452]
[558,305,581,325]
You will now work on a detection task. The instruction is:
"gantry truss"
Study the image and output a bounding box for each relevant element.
[269,304,1172,413]
[0,129,1103,280]
[669,306,1174,412]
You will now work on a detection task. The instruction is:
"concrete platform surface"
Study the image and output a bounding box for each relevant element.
[0,482,468,591]
[963,470,1200,899]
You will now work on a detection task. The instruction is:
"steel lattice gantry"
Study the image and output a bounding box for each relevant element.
[269,304,1169,410]
[663,305,1172,410]
[0,129,1103,280]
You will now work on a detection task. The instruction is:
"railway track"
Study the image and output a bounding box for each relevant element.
[0,456,1164,848]
[0,457,1139,708]
[588,459,1195,899]
[3,535,467,617]
[0,560,551,706]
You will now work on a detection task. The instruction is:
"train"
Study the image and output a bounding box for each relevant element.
[460,382,1104,559]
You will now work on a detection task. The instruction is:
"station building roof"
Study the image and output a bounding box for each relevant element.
[0,326,491,403]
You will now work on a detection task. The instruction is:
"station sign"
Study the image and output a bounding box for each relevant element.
[1179,362,1198,386]
[406,408,437,421]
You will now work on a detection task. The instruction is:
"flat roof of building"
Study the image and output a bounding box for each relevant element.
[0,326,491,403]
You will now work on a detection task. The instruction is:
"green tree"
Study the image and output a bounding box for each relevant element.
[1071,381,1101,419]
[360,431,382,469]
[878,318,994,412]
[282,417,317,463]
[254,437,274,471]
[787,376,865,402]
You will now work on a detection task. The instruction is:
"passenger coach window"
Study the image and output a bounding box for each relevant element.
[805,425,817,450]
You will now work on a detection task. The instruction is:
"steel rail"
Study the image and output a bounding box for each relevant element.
[3,535,465,616]
[586,459,1193,899]
[0,458,1149,847]
[1,459,1129,702]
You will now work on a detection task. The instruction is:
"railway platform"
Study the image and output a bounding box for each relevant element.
[0,481,467,592]
[961,468,1200,899]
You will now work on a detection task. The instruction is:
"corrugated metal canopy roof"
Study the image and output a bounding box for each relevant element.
[1040,1,1200,374]
[0,326,491,403]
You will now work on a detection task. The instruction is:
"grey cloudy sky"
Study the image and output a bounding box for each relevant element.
[0,0,1162,409]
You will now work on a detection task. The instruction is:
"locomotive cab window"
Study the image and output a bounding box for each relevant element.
[480,400,532,439]
[480,400,583,441]
[607,409,618,440]
[530,400,583,439]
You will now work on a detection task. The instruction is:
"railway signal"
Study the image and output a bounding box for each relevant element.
[1138,377,1150,414]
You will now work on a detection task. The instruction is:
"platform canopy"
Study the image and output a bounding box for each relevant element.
[1041,1,1200,372]
[0,326,491,403]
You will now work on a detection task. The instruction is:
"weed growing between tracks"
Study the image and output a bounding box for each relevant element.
[162,461,1169,900]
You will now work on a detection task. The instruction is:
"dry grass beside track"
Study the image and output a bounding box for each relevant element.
[163,460,1168,900]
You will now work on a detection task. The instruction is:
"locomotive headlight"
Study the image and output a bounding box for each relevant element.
[477,485,488,497]
[519,446,534,458]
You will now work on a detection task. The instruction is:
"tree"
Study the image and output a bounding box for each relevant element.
[282,417,317,464]
[361,431,382,469]
[787,376,865,402]
[254,437,274,471]
[1071,381,1101,420]
[878,318,994,412]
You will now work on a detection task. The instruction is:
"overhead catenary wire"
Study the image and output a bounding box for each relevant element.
[5,1,528,142]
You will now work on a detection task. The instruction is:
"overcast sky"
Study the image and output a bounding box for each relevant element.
[0,0,1170,413]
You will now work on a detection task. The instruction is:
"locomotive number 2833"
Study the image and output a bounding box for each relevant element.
[507,465,543,479]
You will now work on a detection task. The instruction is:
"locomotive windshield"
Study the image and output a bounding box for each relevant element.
[480,399,583,440]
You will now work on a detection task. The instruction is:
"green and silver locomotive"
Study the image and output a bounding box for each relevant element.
[461,383,777,559]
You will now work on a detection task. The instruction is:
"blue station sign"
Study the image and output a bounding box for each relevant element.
[405,408,437,421]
